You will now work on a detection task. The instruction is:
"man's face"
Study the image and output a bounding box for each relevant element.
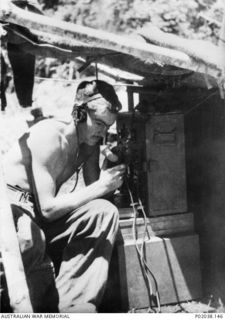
[83,103,117,146]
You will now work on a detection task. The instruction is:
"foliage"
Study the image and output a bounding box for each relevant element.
[39,0,223,43]
[32,0,224,81]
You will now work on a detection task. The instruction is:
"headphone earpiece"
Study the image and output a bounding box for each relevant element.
[74,104,87,123]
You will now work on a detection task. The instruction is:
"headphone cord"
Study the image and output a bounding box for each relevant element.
[70,122,82,193]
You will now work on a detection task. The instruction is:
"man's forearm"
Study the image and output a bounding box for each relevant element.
[41,181,107,221]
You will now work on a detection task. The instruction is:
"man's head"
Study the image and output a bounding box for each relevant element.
[72,80,122,145]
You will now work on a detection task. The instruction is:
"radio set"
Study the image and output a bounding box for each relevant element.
[106,110,187,217]
[106,112,148,210]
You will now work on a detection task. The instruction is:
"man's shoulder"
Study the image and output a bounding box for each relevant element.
[30,118,66,130]
[29,118,66,138]
[28,119,69,153]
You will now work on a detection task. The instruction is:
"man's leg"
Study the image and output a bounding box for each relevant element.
[0,253,12,312]
[11,205,58,312]
[46,199,119,313]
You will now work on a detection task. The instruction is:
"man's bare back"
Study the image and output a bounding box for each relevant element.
[4,118,97,193]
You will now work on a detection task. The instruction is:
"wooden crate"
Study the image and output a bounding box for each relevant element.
[117,234,202,311]
[118,211,194,241]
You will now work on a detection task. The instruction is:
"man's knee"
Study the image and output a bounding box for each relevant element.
[17,214,47,270]
[90,199,119,223]
[88,199,120,241]
[69,199,119,237]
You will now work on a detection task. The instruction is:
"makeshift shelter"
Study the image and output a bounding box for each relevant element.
[0,0,225,313]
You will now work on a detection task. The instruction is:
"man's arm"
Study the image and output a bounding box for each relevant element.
[34,163,124,222]
[28,123,125,222]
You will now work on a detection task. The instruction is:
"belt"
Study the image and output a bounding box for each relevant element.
[7,184,34,204]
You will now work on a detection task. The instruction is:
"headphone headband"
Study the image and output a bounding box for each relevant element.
[72,81,122,123]
[77,93,103,107]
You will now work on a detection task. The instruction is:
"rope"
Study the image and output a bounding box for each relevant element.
[35,76,79,83]
[33,76,145,87]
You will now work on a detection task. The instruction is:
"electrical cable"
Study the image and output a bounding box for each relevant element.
[70,167,81,193]
[138,197,161,313]
[125,177,161,313]
[184,90,217,116]
[129,188,154,312]
[95,62,99,80]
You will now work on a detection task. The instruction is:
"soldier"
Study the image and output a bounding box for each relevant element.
[2,80,125,312]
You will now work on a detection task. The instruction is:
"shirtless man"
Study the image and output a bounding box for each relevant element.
[2,79,125,312]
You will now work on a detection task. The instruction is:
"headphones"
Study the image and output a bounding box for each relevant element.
[72,93,104,124]
[74,103,88,123]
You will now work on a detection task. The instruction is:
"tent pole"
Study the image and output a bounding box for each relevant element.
[0,151,33,312]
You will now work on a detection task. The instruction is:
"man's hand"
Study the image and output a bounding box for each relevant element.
[101,144,119,163]
[98,164,126,193]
